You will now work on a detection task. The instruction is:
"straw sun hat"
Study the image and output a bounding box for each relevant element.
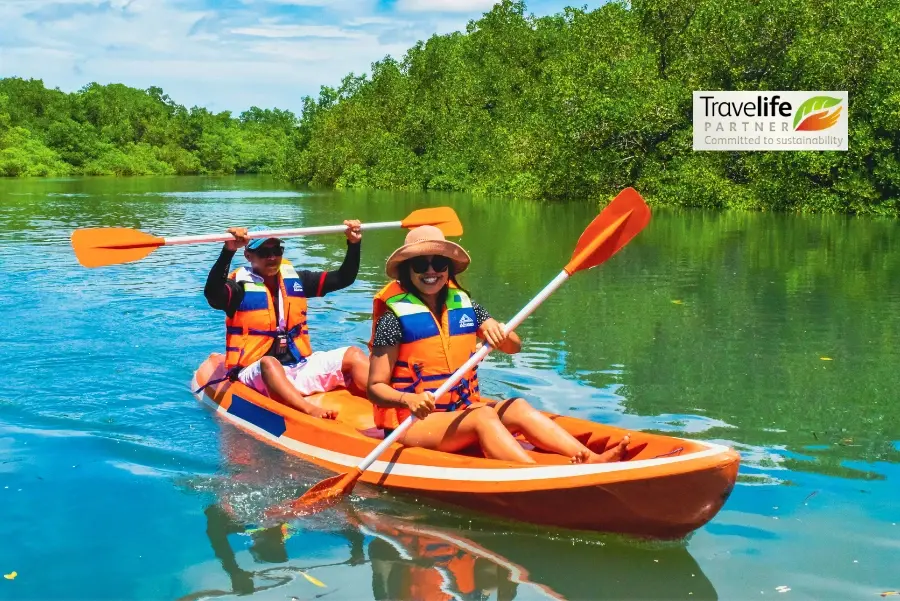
[385,225,471,279]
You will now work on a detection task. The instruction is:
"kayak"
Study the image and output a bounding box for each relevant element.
[192,353,740,539]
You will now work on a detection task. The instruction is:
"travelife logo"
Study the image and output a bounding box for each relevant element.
[693,91,848,151]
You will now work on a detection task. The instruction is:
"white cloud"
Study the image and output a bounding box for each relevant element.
[0,0,606,114]
[346,16,397,26]
[395,0,500,12]
[231,24,366,38]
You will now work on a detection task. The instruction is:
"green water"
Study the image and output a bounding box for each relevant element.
[1,175,897,600]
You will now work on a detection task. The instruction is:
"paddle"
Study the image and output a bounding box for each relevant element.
[70,206,463,268]
[268,187,651,518]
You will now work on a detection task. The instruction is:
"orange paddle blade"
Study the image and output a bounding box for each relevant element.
[564,187,650,275]
[401,207,463,237]
[71,227,165,268]
[265,469,361,520]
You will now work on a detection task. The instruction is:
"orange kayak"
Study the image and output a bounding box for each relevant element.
[192,353,740,539]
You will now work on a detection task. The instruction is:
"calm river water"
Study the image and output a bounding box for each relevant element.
[1,175,897,600]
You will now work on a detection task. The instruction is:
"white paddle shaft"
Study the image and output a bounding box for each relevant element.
[161,221,403,246]
[357,269,572,472]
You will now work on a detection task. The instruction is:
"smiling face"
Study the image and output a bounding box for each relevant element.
[244,239,283,277]
[406,254,452,297]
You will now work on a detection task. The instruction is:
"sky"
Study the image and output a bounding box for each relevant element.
[0,0,605,115]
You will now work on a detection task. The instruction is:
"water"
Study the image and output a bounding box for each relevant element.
[1,175,898,600]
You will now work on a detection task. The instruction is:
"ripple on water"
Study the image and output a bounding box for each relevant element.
[139,190,309,199]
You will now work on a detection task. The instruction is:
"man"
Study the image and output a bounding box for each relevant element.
[204,220,369,419]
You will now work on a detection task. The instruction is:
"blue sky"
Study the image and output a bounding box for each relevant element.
[0,0,605,115]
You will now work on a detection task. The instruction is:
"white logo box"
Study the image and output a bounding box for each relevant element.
[693,91,848,151]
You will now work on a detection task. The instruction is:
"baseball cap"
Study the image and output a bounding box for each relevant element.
[246,226,283,250]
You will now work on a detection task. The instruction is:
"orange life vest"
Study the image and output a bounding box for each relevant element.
[224,259,312,370]
[369,281,480,430]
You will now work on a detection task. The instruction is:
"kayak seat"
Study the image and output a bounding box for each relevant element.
[358,426,386,440]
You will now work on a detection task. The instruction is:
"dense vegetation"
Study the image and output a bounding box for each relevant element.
[282,0,900,215]
[2,0,899,214]
[0,78,296,177]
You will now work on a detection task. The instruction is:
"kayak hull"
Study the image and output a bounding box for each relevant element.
[192,353,739,539]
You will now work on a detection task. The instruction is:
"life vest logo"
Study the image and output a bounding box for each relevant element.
[292,282,302,292]
[458,314,474,328]
[794,96,843,131]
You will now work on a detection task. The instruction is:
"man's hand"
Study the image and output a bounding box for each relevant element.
[344,219,362,244]
[225,227,249,251]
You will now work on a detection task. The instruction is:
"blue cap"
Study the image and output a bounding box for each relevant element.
[246,226,283,250]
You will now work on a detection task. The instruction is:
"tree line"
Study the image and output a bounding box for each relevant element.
[2,0,898,214]
[0,78,295,177]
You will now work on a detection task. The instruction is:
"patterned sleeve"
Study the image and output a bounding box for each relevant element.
[372,312,403,348]
[472,301,492,327]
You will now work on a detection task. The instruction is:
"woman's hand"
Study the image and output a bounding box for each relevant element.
[225,227,250,251]
[344,219,362,244]
[404,392,435,419]
[480,320,510,349]
[478,318,522,354]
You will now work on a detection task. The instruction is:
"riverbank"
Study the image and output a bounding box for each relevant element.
[3,0,898,216]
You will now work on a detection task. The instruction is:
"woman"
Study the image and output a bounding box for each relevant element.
[366,225,630,464]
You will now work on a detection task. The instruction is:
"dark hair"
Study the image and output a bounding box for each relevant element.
[397,258,470,314]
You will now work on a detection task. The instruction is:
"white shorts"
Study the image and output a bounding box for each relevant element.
[237,347,350,397]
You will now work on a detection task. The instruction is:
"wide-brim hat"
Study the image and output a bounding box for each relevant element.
[385,225,470,279]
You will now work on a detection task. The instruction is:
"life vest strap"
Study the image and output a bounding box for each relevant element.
[236,323,311,365]
[193,365,242,394]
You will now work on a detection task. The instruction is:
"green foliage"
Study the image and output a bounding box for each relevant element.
[277,0,900,215]
[0,78,298,178]
[0,126,70,177]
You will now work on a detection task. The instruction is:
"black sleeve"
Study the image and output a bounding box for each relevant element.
[204,247,243,317]
[472,301,492,328]
[299,240,361,298]
[372,313,403,348]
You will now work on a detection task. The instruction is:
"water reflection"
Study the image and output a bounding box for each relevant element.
[356,510,719,601]
[359,511,543,601]
[181,503,366,600]
[185,497,719,601]
[182,425,717,601]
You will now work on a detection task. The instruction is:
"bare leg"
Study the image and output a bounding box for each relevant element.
[495,398,628,463]
[398,406,537,464]
[341,347,369,397]
[258,356,337,419]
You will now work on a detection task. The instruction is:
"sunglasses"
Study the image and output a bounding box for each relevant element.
[409,255,451,274]
[252,245,285,259]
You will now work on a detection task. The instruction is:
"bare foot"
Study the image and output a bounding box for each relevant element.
[571,435,631,464]
[300,402,338,420]
[570,449,591,464]
[309,406,338,420]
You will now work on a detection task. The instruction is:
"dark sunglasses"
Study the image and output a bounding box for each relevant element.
[409,255,451,273]
[252,245,285,259]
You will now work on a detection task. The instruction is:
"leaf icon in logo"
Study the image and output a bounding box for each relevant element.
[793,96,842,129]
[796,106,842,131]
